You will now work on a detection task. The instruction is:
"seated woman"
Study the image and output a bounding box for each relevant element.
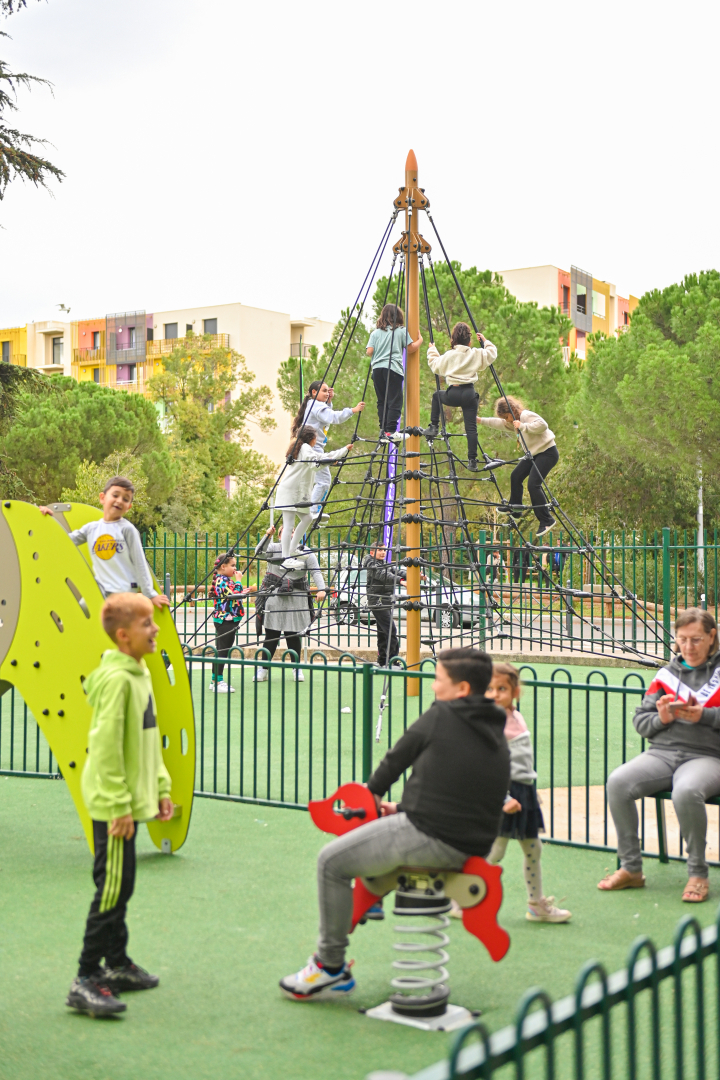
[599,608,720,903]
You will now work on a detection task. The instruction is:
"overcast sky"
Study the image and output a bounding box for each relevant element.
[1,0,717,328]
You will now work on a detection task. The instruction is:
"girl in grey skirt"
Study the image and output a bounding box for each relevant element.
[253,526,326,682]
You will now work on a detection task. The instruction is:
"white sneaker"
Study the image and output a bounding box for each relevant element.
[215,681,235,694]
[293,670,305,682]
[279,955,355,1001]
[383,431,408,444]
[253,668,269,683]
[535,520,556,538]
[526,896,571,923]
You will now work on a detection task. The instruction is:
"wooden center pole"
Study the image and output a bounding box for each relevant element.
[405,149,421,695]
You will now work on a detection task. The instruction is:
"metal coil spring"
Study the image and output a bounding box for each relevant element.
[390,913,451,995]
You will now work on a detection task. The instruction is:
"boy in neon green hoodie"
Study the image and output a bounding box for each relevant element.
[66,593,173,1018]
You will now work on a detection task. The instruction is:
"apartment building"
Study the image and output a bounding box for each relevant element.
[2,303,335,465]
[497,264,640,360]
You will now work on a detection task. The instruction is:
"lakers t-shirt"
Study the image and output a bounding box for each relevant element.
[68,518,157,599]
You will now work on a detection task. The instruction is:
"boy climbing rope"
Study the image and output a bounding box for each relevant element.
[290,380,364,518]
[423,321,497,471]
[479,396,558,537]
[66,593,174,1017]
[40,476,170,607]
[279,648,509,1000]
[366,303,422,442]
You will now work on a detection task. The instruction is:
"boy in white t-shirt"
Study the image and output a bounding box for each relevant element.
[40,476,170,608]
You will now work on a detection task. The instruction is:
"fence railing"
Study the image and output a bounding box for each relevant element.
[143,528,719,661]
[5,654,714,867]
[399,910,720,1080]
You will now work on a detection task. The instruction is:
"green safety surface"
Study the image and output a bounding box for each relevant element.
[2,774,719,1080]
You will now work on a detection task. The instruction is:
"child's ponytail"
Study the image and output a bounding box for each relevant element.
[211,552,234,600]
[291,380,324,437]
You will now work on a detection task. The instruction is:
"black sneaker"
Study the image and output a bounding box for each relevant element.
[423,424,439,441]
[101,962,159,992]
[467,458,478,471]
[66,975,127,1017]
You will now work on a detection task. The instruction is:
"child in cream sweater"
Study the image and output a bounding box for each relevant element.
[424,322,497,471]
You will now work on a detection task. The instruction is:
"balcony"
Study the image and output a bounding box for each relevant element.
[73,347,107,364]
[289,342,312,358]
[146,333,230,357]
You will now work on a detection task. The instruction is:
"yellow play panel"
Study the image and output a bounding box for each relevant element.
[0,500,195,853]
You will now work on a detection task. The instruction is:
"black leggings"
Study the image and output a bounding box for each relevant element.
[261,628,303,663]
[213,620,238,678]
[372,368,404,432]
[430,383,479,460]
[509,445,559,528]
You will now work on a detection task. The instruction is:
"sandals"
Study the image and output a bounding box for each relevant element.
[682,878,710,903]
[597,868,646,891]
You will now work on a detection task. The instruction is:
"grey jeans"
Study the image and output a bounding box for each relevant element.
[316,812,469,967]
[607,748,720,878]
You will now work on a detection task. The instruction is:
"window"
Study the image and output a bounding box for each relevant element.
[592,291,606,318]
[576,285,587,315]
[1,341,9,363]
[623,310,629,325]
[147,327,154,341]
[92,331,100,349]
[93,368,100,383]
[165,323,178,339]
[128,327,136,347]
[203,317,217,335]
[561,285,569,313]
[186,323,193,334]
[576,331,586,360]
[52,336,63,364]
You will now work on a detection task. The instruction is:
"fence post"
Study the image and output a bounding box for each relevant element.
[362,663,373,781]
[477,529,487,650]
[662,527,671,660]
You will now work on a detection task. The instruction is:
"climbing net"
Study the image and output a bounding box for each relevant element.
[176,201,668,680]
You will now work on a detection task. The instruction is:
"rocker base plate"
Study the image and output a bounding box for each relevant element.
[364,1001,475,1032]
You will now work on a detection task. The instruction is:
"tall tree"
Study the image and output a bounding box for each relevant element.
[1,0,64,199]
[147,334,276,532]
[569,271,720,537]
[1,378,175,515]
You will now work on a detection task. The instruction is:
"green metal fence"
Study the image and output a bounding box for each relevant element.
[397,909,720,1080]
[4,654,716,868]
[142,528,717,661]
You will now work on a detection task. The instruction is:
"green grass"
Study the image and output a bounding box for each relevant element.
[2,775,718,1080]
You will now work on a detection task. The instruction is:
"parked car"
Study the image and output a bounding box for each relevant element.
[331,566,408,626]
[421,572,487,629]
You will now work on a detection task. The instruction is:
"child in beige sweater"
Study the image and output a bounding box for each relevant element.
[480,395,558,537]
[423,322,497,471]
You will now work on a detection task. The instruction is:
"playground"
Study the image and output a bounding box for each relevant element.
[4,771,718,1080]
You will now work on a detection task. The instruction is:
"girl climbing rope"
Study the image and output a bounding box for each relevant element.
[291,381,364,518]
[275,427,352,567]
[480,395,558,537]
[423,321,497,471]
[366,303,422,441]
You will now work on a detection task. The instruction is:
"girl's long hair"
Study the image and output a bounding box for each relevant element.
[377,304,404,330]
[211,552,235,600]
[291,380,324,437]
[286,426,317,460]
[495,394,525,420]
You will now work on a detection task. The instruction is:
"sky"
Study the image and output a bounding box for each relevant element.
[1,0,719,328]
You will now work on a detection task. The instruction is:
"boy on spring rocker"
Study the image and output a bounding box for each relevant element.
[66,593,174,1017]
[280,648,509,1000]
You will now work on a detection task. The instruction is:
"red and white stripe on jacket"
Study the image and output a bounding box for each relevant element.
[648,666,720,709]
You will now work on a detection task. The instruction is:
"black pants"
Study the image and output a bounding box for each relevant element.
[262,628,303,662]
[371,599,399,664]
[213,620,238,679]
[78,820,136,976]
[372,368,404,433]
[509,445,559,528]
[430,383,480,460]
